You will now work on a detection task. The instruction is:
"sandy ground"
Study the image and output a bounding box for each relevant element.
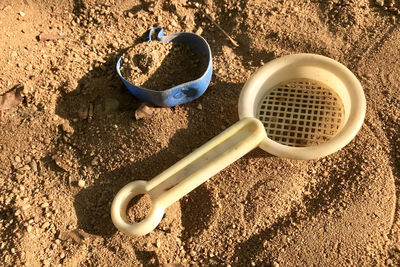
[0,0,399,266]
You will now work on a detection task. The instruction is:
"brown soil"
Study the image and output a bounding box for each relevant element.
[0,0,399,266]
[128,194,152,223]
[120,41,205,91]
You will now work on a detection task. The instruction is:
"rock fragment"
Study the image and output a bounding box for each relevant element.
[135,103,155,120]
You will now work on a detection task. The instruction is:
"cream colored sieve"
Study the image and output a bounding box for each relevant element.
[258,78,344,147]
[111,54,366,236]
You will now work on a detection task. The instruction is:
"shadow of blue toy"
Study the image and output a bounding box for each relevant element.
[116,27,213,107]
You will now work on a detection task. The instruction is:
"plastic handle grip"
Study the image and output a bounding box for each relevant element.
[111,117,266,236]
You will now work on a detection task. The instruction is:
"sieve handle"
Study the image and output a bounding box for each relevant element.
[111,117,266,236]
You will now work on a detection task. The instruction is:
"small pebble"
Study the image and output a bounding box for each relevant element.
[61,122,74,135]
[195,27,203,35]
[78,179,85,188]
[20,165,31,171]
[78,106,89,120]
[42,222,50,229]
[29,161,38,172]
[190,249,197,256]
[197,103,202,110]
[19,11,25,17]
[91,157,99,166]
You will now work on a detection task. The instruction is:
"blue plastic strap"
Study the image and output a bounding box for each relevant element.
[148,27,165,41]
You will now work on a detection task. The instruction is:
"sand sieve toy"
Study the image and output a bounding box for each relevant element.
[111,54,366,236]
[116,27,213,107]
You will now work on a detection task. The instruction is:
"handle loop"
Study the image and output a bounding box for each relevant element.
[111,180,165,236]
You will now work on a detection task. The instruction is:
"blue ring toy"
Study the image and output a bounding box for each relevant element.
[116,27,213,107]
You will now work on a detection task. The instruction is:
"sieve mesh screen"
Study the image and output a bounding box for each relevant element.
[257,78,344,147]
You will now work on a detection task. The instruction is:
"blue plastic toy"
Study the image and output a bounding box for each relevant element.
[116,27,213,107]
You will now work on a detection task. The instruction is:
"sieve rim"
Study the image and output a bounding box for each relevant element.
[238,53,366,160]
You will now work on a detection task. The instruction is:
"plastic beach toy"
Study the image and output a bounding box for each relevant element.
[116,27,213,107]
[111,54,366,236]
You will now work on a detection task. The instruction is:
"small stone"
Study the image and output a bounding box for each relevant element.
[60,252,65,259]
[11,51,18,57]
[29,161,37,172]
[15,155,21,163]
[156,240,161,248]
[190,249,197,256]
[195,27,203,35]
[375,0,384,6]
[196,103,202,110]
[78,106,89,120]
[61,122,74,135]
[20,165,31,171]
[42,222,50,229]
[322,171,329,177]
[127,12,134,18]
[272,261,279,267]
[78,179,85,188]
[88,103,93,122]
[19,11,25,17]
[41,202,49,208]
[91,157,99,166]
[25,64,33,71]
[135,103,155,120]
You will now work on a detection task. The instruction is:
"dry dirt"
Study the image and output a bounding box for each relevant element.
[0,0,399,266]
[120,40,205,91]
